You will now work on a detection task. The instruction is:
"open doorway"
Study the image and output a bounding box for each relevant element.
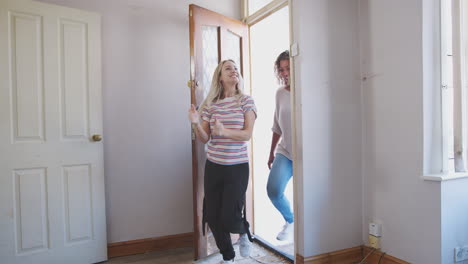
[189,1,294,261]
[248,3,294,260]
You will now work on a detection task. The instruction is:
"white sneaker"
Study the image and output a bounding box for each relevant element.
[238,233,251,257]
[276,222,294,241]
[222,259,235,263]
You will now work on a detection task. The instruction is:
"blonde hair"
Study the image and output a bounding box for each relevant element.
[199,60,244,112]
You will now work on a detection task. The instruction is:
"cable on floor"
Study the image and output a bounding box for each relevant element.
[378,252,386,264]
[248,256,287,264]
[356,247,376,264]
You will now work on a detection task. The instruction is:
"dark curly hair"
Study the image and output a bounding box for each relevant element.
[274,50,290,85]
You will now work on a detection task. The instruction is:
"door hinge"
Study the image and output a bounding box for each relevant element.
[191,124,196,140]
[291,42,299,57]
[190,10,192,17]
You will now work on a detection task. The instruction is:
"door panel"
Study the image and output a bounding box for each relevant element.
[0,1,106,263]
[60,18,90,140]
[223,30,242,67]
[200,25,219,101]
[9,11,45,142]
[189,4,252,260]
[13,168,49,254]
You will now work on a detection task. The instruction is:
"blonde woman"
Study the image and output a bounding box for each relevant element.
[188,60,256,264]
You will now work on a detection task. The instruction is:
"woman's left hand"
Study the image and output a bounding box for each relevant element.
[188,104,200,124]
[212,119,225,137]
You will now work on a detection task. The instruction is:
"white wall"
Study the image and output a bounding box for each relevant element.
[442,178,468,264]
[291,0,363,257]
[427,0,468,261]
[37,0,240,243]
[360,0,441,263]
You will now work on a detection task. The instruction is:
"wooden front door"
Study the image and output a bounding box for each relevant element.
[188,4,251,260]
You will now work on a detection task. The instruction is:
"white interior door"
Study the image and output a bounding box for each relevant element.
[0,0,106,263]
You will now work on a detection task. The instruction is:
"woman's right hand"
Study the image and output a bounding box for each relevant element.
[188,104,200,124]
[268,154,275,170]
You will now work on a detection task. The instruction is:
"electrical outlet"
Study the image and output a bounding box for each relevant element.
[368,235,380,249]
[369,222,382,237]
[455,247,463,262]
[463,246,468,260]
[455,246,468,262]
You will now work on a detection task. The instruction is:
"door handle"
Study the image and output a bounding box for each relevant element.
[91,134,102,142]
[187,80,199,88]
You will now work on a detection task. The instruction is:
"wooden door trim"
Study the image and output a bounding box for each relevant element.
[243,0,288,26]
[189,6,203,260]
[107,233,193,258]
[296,245,411,264]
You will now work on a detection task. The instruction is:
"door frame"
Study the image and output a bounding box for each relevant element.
[241,0,298,262]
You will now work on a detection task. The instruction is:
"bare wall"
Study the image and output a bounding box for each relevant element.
[360,0,441,263]
[291,0,363,257]
[36,0,240,243]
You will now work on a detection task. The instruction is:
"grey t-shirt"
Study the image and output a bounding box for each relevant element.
[272,87,292,160]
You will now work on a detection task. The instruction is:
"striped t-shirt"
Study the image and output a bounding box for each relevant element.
[201,95,257,165]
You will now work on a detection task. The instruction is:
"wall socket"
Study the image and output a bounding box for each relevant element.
[455,246,468,262]
[369,234,380,249]
[369,222,382,237]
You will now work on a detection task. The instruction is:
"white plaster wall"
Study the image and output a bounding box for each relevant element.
[290,0,363,257]
[37,0,240,243]
[423,0,468,261]
[360,0,441,263]
[442,178,468,264]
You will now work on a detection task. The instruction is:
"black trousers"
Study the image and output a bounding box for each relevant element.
[203,160,250,261]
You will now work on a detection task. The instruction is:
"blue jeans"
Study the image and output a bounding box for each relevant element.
[267,153,294,223]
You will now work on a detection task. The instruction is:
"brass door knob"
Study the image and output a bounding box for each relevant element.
[91,134,102,142]
[187,80,199,88]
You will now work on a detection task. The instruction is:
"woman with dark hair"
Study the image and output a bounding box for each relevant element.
[188,60,256,263]
[267,50,294,241]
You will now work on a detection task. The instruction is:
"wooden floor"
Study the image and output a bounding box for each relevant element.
[206,232,294,261]
[196,241,291,264]
[104,247,194,264]
[104,242,292,264]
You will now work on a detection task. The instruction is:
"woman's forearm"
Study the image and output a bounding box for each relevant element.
[213,110,256,141]
[269,132,281,156]
[193,122,210,144]
[221,128,252,141]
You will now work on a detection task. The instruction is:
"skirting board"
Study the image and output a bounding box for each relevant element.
[108,232,194,258]
[362,246,411,264]
[296,245,410,264]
